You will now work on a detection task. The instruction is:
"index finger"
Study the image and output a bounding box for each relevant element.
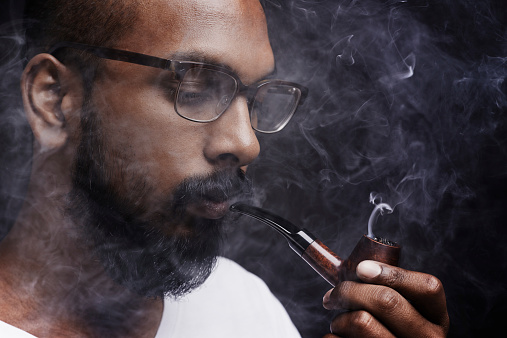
[356,260,449,327]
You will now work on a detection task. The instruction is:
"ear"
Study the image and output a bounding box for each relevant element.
[21,53,84,152]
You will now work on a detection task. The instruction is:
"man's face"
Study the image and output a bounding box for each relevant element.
[91,0,274,221]
[67,0,275,297]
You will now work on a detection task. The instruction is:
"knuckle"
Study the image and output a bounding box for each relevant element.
[384,267,404,287]
[376,288,402,312]
[350,310,374,329]
[424,275,444,296]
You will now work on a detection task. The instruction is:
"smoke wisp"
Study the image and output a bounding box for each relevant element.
[1,0,506,337]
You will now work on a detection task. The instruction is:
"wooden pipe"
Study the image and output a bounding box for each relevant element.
[230,203,400,287]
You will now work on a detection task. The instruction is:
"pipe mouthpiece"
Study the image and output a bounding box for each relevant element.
[230,202,315,255]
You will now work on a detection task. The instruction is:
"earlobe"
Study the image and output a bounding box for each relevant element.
[21,54,83,152]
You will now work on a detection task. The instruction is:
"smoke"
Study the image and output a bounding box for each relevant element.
[224,0,507,337]
[0,17,32,240]
[367,194,393,239]
[1,0,506,337]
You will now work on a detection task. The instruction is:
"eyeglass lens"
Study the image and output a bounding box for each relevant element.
[175,67,301,132]
[176,67,237,122]
[250,84,301,133]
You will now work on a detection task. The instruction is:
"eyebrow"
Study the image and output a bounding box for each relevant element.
[169,51,233,70]
[168,50,277,83]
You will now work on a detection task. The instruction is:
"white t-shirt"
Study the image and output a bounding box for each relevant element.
[0,257,301,337]
[155,257,300,337]
[0,321,36,338]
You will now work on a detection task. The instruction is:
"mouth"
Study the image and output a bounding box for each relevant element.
[186,187,248,219]
[172,168,251,220]
[186,197,231,219]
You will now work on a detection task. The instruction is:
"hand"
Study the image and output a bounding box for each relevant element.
[322,260,449,337]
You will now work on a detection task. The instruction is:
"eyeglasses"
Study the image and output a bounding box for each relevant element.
[49,42,308,133]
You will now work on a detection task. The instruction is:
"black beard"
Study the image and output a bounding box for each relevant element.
[66,101,252,298]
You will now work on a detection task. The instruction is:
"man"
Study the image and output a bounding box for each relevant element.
[0,0,449,336]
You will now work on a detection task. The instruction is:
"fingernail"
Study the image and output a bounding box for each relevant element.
[357,260,381,279]
[322,288,333,308]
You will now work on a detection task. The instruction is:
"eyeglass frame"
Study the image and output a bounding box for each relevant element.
[48,41,308,133]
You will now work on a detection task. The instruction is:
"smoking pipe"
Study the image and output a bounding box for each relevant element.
[230,203,400,286]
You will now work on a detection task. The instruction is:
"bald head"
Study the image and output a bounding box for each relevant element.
[24,0,140,51]
[24,0,273,82]
[113,0,273,83]
[25,0,268,52]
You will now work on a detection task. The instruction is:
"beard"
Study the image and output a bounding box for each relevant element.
[66,100,252,299]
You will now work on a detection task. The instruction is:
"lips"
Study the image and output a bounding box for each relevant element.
[187,190,244,219]
[187,198,231,219]
[170,168,252,220]
[187,185,250,219]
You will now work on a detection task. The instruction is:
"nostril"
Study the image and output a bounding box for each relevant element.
[216,153,240,167]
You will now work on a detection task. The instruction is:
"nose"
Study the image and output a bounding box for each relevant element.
[203,96,260,168]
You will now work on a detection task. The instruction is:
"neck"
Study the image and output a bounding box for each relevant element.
[0,158,163,337]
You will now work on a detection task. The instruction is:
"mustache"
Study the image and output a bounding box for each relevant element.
[171,168,253,210]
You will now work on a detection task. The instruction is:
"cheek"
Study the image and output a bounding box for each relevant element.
[90,79,208,195]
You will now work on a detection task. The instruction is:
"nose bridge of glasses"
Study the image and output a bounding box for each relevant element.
[203,91,260,166]
[237,82,259,105]
[223,91,250,119]
[222,83,264,132]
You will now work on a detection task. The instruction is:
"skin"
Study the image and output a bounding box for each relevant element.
[0,0,449,336]
[89,0,272,220]
[0,0,271,336]
[323,260,449,337]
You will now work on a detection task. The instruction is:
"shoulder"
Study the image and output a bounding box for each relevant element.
[156,257,301,338]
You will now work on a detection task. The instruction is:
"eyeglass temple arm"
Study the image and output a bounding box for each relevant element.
[48,41,173,71]
[48,41,309,105]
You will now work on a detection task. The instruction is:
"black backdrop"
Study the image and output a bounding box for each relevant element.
[224,1,507,337]
[1,0,506,337]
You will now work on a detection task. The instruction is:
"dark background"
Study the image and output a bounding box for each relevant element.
[225,1,507,337]
[1,0,506,337]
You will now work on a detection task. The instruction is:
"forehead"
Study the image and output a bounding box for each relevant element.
[115,0,275,82]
